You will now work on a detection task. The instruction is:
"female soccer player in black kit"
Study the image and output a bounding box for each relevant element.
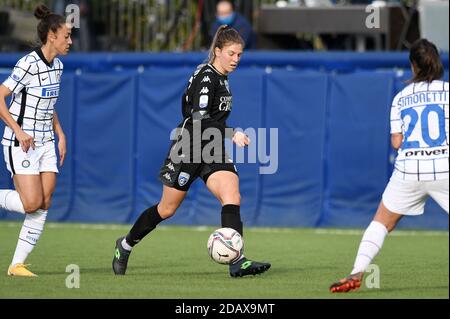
[112,25,271,277]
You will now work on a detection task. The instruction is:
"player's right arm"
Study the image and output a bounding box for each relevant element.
[0,84,35,152]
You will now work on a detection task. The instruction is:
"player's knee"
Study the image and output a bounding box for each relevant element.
[385,222,397,233]
[23,198,44,214]
[157,202,178,219]
[42,197,52,210]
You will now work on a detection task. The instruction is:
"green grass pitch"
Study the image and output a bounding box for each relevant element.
[0,222,448,299]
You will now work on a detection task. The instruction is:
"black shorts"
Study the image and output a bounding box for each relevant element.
[158,141,238,192]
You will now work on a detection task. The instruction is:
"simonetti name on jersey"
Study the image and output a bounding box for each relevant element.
[398,91,448,108]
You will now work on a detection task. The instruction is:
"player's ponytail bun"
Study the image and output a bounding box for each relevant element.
[409,39,444,83]
[34,4,66,44]
[34,4,51,20]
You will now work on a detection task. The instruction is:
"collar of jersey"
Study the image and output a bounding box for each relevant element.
[207,64,227,77]
[34,48,54,68]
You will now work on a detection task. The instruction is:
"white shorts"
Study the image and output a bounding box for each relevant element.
[3,143,59,177]
[382,174,449,215]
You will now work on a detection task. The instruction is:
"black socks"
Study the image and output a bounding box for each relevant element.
[125,205,164,247]
[221,204,243,237]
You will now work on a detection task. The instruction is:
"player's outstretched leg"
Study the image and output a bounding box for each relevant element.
[229,257,271,278]
[112,237,131,275]
[112,204,168,275]
[329,272,364,293]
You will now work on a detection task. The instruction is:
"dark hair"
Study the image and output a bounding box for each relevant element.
[409,38,444,83]
[34,4,66,44]
[207,25,244,63]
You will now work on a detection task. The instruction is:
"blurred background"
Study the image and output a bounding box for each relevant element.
[0,0,448,52]
[0,0,448,230]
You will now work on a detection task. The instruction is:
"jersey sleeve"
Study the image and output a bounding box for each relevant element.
[2,58,34,94]
[390,94,402,134]
[191,72,216,121]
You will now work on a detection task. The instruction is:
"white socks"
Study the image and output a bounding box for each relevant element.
[351,221,388,275]
[121,238,132,251]
[11,209,48,266]
[0,190,25,214]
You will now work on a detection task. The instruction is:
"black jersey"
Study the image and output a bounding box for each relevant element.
[181,64,233,134]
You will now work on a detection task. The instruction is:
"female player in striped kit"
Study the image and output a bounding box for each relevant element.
[0,5,71,277]
[330,38,449,293]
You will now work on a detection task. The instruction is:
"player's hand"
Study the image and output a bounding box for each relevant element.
[58,134,67,167]
[232,131,250,147]
[15,129,35,153]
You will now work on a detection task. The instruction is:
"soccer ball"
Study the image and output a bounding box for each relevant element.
[207,227,243,264]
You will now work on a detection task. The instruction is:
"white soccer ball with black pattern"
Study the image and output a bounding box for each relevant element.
[207,227,243,264]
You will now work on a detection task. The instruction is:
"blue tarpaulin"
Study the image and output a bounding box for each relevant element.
[0,52,448,229]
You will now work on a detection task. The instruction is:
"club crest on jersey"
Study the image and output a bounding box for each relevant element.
[178,172,190,186]
[22,160,31,168]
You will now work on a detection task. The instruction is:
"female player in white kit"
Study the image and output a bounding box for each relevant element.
[0,5,71,277]
[330,38,449,293]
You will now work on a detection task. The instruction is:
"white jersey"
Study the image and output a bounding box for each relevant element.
[2,49,63,147]
[390,80,449,181]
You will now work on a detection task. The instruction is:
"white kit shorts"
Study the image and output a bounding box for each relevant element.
[3,143,59,177]
[382,174,449,215]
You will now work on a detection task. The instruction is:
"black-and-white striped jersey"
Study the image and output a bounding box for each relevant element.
[2,48,63,147]
[390,80,449,181]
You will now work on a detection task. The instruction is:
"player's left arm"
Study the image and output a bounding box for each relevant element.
[53,110,66,167]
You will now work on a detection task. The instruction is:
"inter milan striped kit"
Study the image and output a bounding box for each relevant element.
[2,48,61,176]
[382,80,449,215]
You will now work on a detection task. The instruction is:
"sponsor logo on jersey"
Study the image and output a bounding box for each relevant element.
[178,172,190,186]
[201,76,211,83]
[199,87,209,94]
[199,95,209,109]
[203,69,213,73]
[219,96,232,111]
[404,147,448,157]
[42,85,60,98]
